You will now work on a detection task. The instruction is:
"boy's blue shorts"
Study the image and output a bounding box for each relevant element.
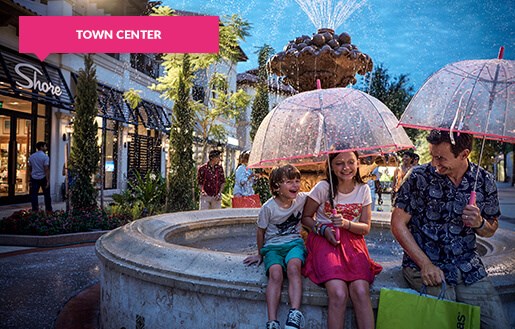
[261,238,306,275]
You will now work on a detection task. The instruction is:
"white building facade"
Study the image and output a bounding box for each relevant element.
[0,0,246,206]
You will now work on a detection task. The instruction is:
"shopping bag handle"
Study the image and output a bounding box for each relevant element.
[420,281,447,300]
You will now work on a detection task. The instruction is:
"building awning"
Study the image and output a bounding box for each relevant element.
[97,83,137,124]
[71,75,169,132]
[0,45,74,110]
[135,100,171,133]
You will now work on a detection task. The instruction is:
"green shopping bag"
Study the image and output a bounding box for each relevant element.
[376,284,480,329]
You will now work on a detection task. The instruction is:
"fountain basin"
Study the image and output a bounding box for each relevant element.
[96,209,514,329]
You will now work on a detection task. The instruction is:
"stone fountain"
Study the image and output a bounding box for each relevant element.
[96,209,514,328]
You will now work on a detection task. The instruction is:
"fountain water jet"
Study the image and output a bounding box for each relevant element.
[294,0,367,31]
[268,0,372,91]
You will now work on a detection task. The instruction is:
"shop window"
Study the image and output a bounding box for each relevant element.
[106,53,120,60]
[104,129,117,189]
[192,85,206,103]
[97,120,118,190]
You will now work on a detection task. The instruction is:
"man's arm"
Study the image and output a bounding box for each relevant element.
[391,207,445,286]
[197,167,206,195]
[392,168,399,191]
[44,165,50,189]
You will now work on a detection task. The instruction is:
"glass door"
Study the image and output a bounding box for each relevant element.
[0,113,32,200]
[15,117,31,195]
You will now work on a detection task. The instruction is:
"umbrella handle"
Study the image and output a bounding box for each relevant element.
[468,191,476,205]
[332,208,340,243]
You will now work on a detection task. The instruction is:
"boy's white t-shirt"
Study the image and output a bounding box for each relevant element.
[309,180,371,224]
[257,192,308,246]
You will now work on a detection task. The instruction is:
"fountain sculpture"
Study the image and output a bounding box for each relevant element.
[268,0,373,91]
[268,28,372,91]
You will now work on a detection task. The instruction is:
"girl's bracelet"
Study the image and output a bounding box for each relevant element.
[320,224,328,237]
[312,222,322,235]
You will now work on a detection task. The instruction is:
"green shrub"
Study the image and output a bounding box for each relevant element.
[0,209,131,236]
[109,170,166,219]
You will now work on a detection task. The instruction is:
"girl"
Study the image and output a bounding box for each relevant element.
[302,151,382,329]
[233,151,255,197]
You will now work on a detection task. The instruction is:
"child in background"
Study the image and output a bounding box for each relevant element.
[243,164,307,329]
[302,151,382,329]
[233,151,255,197]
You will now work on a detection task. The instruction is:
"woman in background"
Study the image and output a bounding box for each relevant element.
[233,151,255,197]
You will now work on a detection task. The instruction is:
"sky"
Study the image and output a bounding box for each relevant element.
[164,0,514,90]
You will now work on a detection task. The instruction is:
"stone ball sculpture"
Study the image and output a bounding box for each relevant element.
[268,29,373,92]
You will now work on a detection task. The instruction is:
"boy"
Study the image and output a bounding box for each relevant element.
[243,164,307,329]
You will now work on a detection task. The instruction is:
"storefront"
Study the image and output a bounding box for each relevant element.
[0,45,73,205]
[0,44,171,205]
[92,82,170,186]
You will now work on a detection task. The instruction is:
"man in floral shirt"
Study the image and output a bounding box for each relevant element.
[391,130,508,329]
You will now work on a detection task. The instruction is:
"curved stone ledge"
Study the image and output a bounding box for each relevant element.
[96,209,514,329]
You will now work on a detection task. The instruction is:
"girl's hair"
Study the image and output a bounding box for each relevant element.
[269,164,301,196]
[237,152,250,166]
[325,151,364,207]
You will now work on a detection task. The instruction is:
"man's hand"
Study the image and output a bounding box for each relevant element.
[420,262,445,286]
[243,254,262,266]
[461,204,481,228]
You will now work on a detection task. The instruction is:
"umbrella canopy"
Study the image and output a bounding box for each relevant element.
[249,88,413,168]
[399,57,514,142]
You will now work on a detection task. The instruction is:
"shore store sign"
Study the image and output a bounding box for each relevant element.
[14,63,62,96]
[19,16,220,61]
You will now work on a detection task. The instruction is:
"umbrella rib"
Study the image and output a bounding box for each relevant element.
[363,92,396,152]
[500,64,510,138]
[257,109,280,167]
[446,64,483,133]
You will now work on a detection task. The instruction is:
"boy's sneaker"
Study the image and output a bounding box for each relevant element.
[284,309,305,329]
[266,320,280,329]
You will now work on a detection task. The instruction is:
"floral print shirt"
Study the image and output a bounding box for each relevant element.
[395,162,500,285]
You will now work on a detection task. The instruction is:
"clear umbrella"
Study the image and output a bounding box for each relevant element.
[399,47,514,203]
[249,87,413,168]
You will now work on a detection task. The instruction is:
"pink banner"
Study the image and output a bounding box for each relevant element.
[19,16,219,61]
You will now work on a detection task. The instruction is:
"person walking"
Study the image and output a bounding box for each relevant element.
[28,141,52,212]
[391,130,509,329]
[391,151,414,204]
[366,166,382,211]
[197,149,225,210]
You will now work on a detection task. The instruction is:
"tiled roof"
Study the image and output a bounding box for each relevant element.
[1,0,38,28]
[237,70,297,95]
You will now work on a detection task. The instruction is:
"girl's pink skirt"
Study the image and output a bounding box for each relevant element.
[303,227,383,285]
